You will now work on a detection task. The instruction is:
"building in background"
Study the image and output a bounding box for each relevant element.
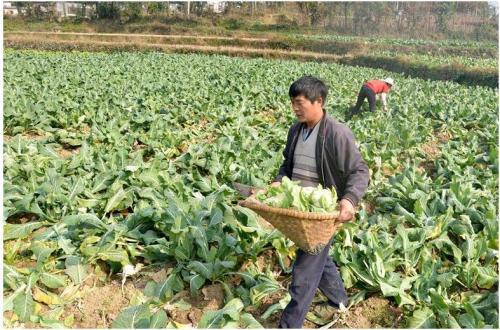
[55,2,94,18]
[3,2,22,16]
[207,1,226,14]
[3,2,94,18]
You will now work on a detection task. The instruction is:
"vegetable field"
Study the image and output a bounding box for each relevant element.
[3,49,499,328]
[368,50,498,70]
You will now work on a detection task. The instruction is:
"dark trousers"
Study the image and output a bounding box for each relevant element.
[350,85,376,117]
[279,240,348,328]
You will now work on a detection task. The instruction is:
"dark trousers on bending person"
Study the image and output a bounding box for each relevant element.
[279,239,348,328]
[349,85,376,118]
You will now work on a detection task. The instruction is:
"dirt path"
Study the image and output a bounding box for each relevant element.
[5,31,270,42]
[4,35,342,62]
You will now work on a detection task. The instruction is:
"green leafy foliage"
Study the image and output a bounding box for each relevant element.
[3,49,497,328]
[255,177,338,212]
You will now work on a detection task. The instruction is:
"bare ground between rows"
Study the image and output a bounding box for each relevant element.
[5,30,497,58]
[417,129,453,176]
[4,246,402,329]
[3,279,402,329]
[3,131,47,142]
[6,31,271,42]
[4,36,342,61]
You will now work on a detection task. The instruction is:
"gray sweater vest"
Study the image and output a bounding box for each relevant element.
[292,124,320,187]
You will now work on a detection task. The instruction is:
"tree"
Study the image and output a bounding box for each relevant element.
[12,2,25,16]
[353,2,372,35]
[80,2,87,19]
[297,2,324,27]
[343,2,349,31]
[191,2,206,17]
[147,2,165,15]
[96,2,120,19]
[324,2,339,29]
[120,3,143,22]
[433,2,453,33]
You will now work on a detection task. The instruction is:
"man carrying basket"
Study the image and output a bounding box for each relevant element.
[274,76,370,328]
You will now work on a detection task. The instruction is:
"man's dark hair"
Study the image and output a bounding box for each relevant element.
[289,75,328,105]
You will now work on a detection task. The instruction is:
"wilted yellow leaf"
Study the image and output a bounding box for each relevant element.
[34,302,42,314]
[64,314,75,327]
[60,284,83,302]
[33,287,63,306]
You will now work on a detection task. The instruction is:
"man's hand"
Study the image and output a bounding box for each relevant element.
[337,199,355,223]
[270,181,281,188]
[383,106,388,112]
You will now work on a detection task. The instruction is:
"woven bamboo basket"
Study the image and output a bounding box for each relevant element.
[239,196,340,255]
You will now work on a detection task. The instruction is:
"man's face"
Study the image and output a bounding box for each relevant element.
[291,95,323,123]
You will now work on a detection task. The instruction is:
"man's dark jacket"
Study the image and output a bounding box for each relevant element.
[275,112,370,206]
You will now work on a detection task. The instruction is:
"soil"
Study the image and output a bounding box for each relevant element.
[6,213,39,224]
[231,251,402,329]
[381,165,394,176]
[435,130,452,143]
[110,207,133,218]
[63,280,141,328]
[132,140,147,151]
[178,132,216,154]
[45,264,164,328]
[7,31,270,42]
[11,259,38,269]
[249,294,403,329]
[419,160,437,176]
[420,139,440,159]
[381,164,402,177]
[4,132,47,142]
[417,129,454,175]
[24,131,47,140]
[420,129,452,162]
[201,283,225,306]
[260,312,282,328]
[4,35,342,62]
[166,283,226,327]
[360,200,376,215]
[3,257,403,329]
[255,250,275,272]
[57,147,80,158]
[346,296,401,328]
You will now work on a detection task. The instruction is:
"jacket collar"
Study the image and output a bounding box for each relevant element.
[318,110,328,138]
[292,111,329,146]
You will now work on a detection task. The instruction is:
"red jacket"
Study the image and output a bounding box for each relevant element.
[364,80,391,94]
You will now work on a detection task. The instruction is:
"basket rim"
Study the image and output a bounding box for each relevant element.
[239,197,339,221]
